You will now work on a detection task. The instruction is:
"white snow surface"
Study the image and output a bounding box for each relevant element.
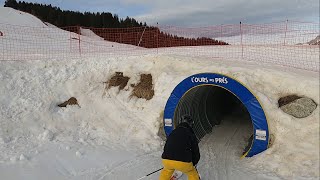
[80,27,105,41]
[0,7,46,27]
[0,7,319,180]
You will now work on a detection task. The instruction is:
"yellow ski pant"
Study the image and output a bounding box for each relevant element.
[159,159,200,180]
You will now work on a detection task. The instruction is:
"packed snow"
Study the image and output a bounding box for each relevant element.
[0,7,46,27]
[0,7,319,180]
[80,27,105,41]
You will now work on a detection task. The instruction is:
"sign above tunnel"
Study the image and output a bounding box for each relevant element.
[163,73,270,158]
[191,76,229,84]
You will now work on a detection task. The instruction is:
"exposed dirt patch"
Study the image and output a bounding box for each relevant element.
[308,35,320,45]
[268,134,275,148]
[131,74,154,100]
[279,95,317,118]
[58,97,80,107]
[278,95,302,107]
[157,111,166,141]
[107,72,130,90]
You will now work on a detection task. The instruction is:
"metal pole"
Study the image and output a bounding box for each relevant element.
[137,167,163,180]
[138,26,147,47]
[157,22,159,54]
[78,26,81,56]
[284,19,288,46]
[69,28,71,53]
[195,166,202,179]
[240,21,243,58]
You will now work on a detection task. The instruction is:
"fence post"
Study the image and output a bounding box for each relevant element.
[69,28,71,53]
[78,26,81,56]
[157,22,159,54]
[284,19,288,46]
[138,26,147,47]
[240,21,243,58]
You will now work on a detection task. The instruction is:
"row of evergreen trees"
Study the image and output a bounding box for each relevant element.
[4,0,146,28]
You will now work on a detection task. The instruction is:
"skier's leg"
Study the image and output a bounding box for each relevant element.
[159,168,174,180]
[159,159,175,180]
[184,166,200,180]
[174,161,200,180]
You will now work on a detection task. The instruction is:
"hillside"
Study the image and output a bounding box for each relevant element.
[3,0,229,48]
[3,0,144,28]
[0,7,319,180]
[0,6,46,27]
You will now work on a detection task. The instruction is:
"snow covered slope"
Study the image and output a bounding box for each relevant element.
[0,7,145,61]
[0,7,319,180]
[0,55,318,180]
[0,7,46,27]
[80,27,105,41]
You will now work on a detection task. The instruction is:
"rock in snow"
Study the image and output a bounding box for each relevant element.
[280,97,317,118]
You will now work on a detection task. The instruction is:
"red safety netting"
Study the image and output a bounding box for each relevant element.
[0,20,319,71]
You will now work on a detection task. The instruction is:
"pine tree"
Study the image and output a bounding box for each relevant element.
[4,0,18,8]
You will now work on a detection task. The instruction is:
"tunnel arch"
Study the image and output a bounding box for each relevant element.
[163,73,269,157]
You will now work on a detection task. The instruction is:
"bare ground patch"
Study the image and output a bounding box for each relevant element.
[131,74,154,100]
[278,94,302,107]
[279,94,317,118]
[106,72,130,90]
[58,97,80,107]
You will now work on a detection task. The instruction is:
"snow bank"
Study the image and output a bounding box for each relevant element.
[0,7,145,60]
[0,6,319,180]
[215,32,318,45]
[0,54,319,179]
[0,7,46,27]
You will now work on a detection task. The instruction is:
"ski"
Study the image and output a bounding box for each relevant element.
[170,170,183,180]
[170,169,201,180]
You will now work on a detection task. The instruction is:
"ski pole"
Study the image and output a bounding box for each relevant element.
[195,165,201,180]
[137,167,163,180]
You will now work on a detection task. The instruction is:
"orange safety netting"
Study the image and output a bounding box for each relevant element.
[0,20,319,71]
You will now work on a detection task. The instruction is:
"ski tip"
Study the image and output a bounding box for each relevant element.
[170,171,183,180]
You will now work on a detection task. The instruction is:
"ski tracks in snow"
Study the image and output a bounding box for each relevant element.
[198,115,248,180]
[96,150,162,180]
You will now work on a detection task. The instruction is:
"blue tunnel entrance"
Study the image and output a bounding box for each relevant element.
[163,73,269,157]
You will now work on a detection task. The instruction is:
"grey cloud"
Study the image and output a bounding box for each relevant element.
[4,0,318,26]
[133,0,319,26]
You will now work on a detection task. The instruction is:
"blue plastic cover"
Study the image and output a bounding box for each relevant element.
[163,73,269,157]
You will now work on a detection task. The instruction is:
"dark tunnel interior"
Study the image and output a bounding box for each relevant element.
[173,85,253,143]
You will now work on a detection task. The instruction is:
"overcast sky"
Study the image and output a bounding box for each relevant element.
[0,0,319,26]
